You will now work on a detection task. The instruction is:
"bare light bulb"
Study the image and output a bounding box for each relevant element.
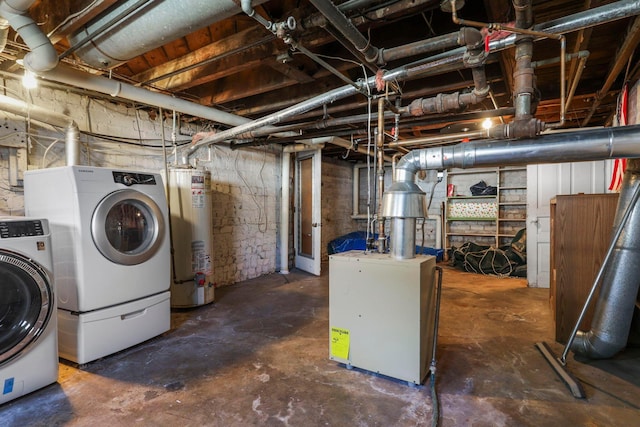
[22,69,38,89]
[481,118,493,130]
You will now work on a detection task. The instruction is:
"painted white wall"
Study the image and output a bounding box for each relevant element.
[0,78,279,287]
[527,160,611,288]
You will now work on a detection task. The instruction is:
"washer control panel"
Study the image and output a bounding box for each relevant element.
[0,219,45,238]
[112,171,157,186]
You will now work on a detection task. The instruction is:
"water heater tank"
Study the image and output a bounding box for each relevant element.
[167,167,215,307]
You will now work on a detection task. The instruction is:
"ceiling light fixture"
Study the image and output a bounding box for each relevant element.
[481,118,493,130]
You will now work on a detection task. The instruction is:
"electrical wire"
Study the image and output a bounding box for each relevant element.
[47,0,100,38]
[82,130,191,147]
[430,373,439,427]
[132,102,144,145]
[41,138,61,168]
[313,52,378,248]
[234,148,268,234]
[429,265,444,427]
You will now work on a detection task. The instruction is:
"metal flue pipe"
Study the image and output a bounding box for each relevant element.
[570,158,640,359]
[0,94,80,165]
[385,123,640,361]
[383,124,640,260]
[395,125,640,172]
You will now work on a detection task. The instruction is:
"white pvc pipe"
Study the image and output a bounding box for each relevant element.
[352,165,360,217]
[431,214,442,250]
[67,0,268,69]
[42,64,260,127]
[280,150,291,274]
[0,0,58,72]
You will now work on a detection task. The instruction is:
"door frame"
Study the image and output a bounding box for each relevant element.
[294,149,322,275]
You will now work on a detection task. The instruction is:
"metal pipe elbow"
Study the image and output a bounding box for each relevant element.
[458,27,484,50]
[394,150,420,182]
[571,330,625,359]
[0,3,59,72]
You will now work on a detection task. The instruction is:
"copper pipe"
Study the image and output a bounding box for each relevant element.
[388,129,489,148]
[450,0,562,41]
[566,53,589,113]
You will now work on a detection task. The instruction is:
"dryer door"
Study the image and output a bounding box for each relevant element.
[92,189,166,265]
[0,250,53,366]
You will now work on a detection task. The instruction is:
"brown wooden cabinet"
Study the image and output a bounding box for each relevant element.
[550,193,619,344]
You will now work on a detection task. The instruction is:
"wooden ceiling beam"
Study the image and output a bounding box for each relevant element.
[131,25,277,89]
[29,0,119,45]
[195,65,309,106]
[265,59,315,84]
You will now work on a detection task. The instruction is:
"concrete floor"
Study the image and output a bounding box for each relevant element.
[2,263,640,426]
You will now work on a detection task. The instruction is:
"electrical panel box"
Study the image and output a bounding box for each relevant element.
[329,251,437,384]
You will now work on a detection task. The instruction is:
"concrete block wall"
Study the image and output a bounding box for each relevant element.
[0,79,278,287]
[200,145,279,286]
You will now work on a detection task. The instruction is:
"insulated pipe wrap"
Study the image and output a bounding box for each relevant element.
[69,0,269,68]
[0,0,58,72]
[0,18,8,51]
[41,64,279,129]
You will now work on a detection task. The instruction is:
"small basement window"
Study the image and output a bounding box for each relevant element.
[352,163,392,219]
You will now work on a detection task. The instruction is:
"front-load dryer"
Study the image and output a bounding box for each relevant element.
[24,166,171,364]
[0,217,58,405]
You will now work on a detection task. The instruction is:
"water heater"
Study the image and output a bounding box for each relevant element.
[167,167,215,307]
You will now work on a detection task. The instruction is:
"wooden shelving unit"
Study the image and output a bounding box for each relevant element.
[444,167,526,254]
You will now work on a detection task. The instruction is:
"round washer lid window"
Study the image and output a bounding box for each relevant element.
[92,189,165,265]
[0,250,52,366]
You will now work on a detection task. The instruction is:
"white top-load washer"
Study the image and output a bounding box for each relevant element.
[24,166,171,364]
[0,217,58,405]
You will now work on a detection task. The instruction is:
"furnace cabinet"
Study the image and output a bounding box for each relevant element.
[329,251,437,385]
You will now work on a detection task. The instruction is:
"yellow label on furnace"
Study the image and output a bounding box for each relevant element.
[330,327,350,360]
